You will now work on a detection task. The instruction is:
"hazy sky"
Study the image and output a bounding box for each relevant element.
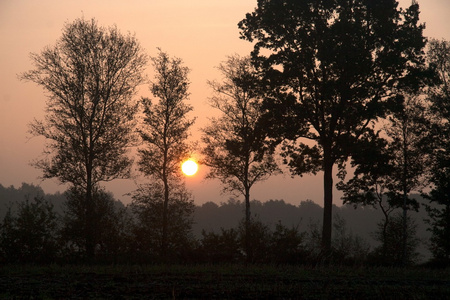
[1,0,449,206]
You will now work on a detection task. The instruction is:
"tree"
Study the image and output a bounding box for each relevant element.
[61,187,131,263]
[239,0,426,253]
[137,49,195,257]
[201,55,279,260]
[20,17,148,258]
[130,183,195,262]
[338,93,429,265]
[0,196,59,263]
[424,39,450,263]
[370,213,420,266]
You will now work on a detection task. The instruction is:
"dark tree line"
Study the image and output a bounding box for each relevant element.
[1,186,428,266]
[14,3,450,266]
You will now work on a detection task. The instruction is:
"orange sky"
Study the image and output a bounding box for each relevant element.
[1,0,449,206]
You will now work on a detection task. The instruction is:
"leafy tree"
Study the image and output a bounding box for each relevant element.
[238,218,271,263]
[130,182,195,262]
[239,0,426,253]
[20,17,147,258]
[202,55,279,260]
[424,39,450,263]
[61,187,130,262]
[338,93,429,265]
[137,49,195,257]
[369,213,420,266]
[331,214,370,265]
[0,196,59,263]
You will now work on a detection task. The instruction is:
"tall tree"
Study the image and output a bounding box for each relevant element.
[137,49,195,257]
[239,0,426,253]
[201,55,279,261]
[338,93,429,265]
[20,17,148,258]
[424,39,450,263]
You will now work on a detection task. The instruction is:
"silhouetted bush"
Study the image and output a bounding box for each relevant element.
[0,196,59,264]
[60,187,132,263]
[269,222,307,264]
[130,183,196,263]
[198,228,243,263]
[367,213,420,266]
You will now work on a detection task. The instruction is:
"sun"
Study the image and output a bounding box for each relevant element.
[181,159,198,176]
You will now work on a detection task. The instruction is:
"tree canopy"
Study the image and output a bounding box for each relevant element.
[239,0,426,252]
[20,17,148,258]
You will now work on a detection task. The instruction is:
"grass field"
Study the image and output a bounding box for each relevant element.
[1,264,449,299]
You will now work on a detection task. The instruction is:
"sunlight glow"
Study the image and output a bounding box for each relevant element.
[181,159,198,176]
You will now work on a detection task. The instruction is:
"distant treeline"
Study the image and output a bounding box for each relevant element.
[0,183,432,265]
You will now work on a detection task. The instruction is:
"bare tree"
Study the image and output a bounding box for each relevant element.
[20,17,148,258]
[137,49,195,256]
[202,55,279,261]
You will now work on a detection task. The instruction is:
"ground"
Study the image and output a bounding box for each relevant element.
[1,264,449,299]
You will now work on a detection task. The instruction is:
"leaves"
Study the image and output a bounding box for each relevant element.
[137,49,195,182]
[20,17,147,190]
[202,55,280,197]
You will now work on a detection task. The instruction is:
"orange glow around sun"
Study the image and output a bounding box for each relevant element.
[181,159,198,176]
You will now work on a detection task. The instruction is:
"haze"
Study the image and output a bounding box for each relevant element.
[1,0,449,206]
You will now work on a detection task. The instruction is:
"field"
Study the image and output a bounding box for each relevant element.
[1,264,449,299]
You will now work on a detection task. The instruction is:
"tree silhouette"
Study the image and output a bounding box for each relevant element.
[137,49,195,257]
[61,187,131,263]
[339,93,429,265]
[0,196,59,264]
[424,39,450,263]
[201,55,279,260]
[131,182,195,262]
[239,0,426,254]
[20,17,147,259]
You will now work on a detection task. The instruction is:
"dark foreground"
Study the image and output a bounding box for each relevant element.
[0,264,449,299]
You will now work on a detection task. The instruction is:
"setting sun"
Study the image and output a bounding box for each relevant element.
[181,159,198,176]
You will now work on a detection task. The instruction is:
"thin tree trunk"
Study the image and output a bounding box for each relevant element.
[322,152,333,256]
[402,191,408,266]
[245,185,251,262]
[402,127,408,267]
[162,169,169,258]
[85,165,95,261]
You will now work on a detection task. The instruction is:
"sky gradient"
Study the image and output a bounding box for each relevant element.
[1,0,449,206]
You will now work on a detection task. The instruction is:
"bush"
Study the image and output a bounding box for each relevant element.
[0,196,59,263]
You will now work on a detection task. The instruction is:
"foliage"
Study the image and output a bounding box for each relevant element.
[138,49,194,182]
[423,38,450,263]
[0,196,59,263]
[21,17,146,188]
[130,182,195,262]
[202,55,280,260]
[269,222,306,264]
[137,49,195,257]
[202,55,279,199]
[198,228,243,263]
[60,187,131,262]
[239,0,427,253]
[304,215,370,266]
[20,17,147,258]
[369,213,420,266]
[338,92,430,265]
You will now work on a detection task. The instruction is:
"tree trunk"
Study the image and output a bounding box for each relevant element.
[85,166,95,261]
[162,173,169,258]
[245,185,251,262]
[402,191,408,266]
[322,152,333,256]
